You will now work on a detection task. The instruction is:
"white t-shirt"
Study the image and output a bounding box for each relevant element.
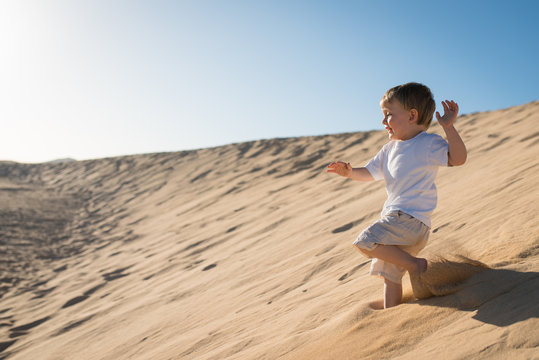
[365,131,449,228]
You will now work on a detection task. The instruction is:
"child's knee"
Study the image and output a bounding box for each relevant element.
[384,277,402,286]
[353,243,375,258]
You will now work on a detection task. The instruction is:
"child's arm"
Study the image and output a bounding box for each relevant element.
[436,100,467,166]
[327,161,374,181]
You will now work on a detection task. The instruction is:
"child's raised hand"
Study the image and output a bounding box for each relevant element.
[436,100,459,129]
[327,161,352,178]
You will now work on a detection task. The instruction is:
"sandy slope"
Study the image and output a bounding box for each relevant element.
[0,101,538,359]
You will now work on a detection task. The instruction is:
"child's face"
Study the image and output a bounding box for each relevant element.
[380,100,417,141]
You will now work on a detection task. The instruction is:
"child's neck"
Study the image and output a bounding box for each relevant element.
[397,125,427,141]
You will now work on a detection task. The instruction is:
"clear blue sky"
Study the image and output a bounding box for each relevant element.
[1,0,538,163]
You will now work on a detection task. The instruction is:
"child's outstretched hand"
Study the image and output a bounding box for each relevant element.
[436,100,459,129]
[327,161,352,178]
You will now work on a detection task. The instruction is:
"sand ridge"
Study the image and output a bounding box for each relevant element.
[0,101,538,359]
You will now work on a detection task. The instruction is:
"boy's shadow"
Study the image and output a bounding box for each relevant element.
[415,267,539,327]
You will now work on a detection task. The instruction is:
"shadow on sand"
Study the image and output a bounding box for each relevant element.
[414,265,539,327]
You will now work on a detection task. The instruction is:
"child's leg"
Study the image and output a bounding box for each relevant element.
[384,278,402,308]
[354,244,427,273]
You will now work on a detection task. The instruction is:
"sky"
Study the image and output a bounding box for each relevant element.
[1,0,538,163]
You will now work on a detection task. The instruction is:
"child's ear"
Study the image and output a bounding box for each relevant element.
[409,109,418,123]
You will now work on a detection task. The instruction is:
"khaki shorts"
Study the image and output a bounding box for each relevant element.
[353,211,430,284]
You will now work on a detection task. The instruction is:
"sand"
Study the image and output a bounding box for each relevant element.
[0,101,538,359]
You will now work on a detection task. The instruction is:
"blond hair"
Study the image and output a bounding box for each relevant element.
[381,82,436,128]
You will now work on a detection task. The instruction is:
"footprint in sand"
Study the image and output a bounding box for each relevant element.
[53,315,95,337]
[101,266,132,282]
[62,283,107,309]
[0,340,17,353]
[2,315,52,353]
[202,264,217,271]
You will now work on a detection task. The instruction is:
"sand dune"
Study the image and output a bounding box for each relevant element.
[1,101,538,359]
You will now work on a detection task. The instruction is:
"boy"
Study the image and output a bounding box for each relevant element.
[327,82,466,308]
